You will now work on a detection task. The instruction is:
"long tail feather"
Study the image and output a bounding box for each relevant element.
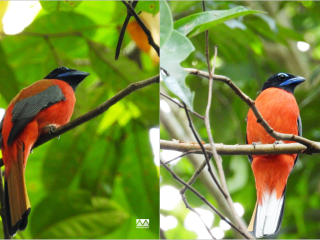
[248,187,287,238]
[4,145,31,237]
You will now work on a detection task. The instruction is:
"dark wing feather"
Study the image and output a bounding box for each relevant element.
[7,85,65,146]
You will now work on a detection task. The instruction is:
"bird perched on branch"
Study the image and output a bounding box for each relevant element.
[0,67,89,236]
[246,73,305,238]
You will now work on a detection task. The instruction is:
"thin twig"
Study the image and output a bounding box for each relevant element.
[160,159,249,238]
[164,150,210,165]
[182,102,226,198]
[180,193,216,239]
[160,92,204,119]
[160,140,309,155]
[184,68,318,153]
[115,1,139,60]
[0,169,11,239]
[0,75,159,167]
[121,0,159,56]
[203,45,250,236]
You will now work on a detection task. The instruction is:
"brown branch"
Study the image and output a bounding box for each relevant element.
[160,140,310,155]
[121,0,159,56]
[115,1,139,60]
[182,102,226,197]
[184,68,319,153]
[160,92,204,119]
[0,74,159,167]
[160,159,249,238]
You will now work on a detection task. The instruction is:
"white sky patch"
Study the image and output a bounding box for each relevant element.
[234,202,245,217]
[160,100,171,113]
[161,150,182,165]
[149,128,159,166]
[0,108,5,120]
[160,214,178,231]
[297,41,310,52]
[184,208,215,239]
[219,219,231,231]
[2,1,41,35]
[160,185,181,210]
[211,227,225,239]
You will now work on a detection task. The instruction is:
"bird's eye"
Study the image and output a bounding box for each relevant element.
[278,74,286,81]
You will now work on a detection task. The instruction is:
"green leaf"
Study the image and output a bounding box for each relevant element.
[0,43,20,103]
[119,121,159,236]
[137,1,159,15]
[40,1,82,12]
[160,30,195,109]
[174,6,266,37]
[30,190,128,238]
[160,1,173,47]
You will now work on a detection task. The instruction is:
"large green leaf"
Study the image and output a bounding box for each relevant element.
[40,1,82,12]
[30,190,128,238]
[174,6,266,37]
[160,30,195,109]
[137,1,159,15]
[160,1,173,47]
[119,121,159,236]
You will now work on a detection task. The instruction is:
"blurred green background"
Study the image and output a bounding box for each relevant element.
[0,1,159,239]
[160,1,320,239]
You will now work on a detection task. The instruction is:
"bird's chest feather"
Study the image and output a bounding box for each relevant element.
[247,88,299,144]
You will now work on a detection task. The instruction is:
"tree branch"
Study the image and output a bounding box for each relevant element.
[160,140,310,155]
[0,74,159,167]
[121,0,159,56]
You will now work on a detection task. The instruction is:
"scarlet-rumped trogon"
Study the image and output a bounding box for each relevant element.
[0,67,89,236]
[246,73,304,238]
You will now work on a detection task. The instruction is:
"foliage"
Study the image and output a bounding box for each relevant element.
[160,1,320,239]
[0,1,159,239]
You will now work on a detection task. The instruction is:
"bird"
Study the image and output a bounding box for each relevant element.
[246,73,305,238]
[0,67,89,236]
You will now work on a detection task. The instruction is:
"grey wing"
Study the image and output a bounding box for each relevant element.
[7,85,65,146]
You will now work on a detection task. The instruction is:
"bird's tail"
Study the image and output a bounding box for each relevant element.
[4,146,31,236]
[248,187,286,238]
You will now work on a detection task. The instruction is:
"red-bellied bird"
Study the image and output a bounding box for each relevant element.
[0,67,89,236]
[246,73,305,238]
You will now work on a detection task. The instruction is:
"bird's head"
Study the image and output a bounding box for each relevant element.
[44,67,90,92]
[262,73,305,94]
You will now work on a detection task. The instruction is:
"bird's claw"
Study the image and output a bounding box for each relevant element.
[252,142,261,149]
[273,140,284,147]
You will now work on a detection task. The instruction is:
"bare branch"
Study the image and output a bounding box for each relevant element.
[121,1,159,56]
[160,140,309,155]
[160,92,204,120]
[182,102,226,197]
[115,1,139,60]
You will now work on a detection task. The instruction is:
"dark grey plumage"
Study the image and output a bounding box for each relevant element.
[7,85,65,146]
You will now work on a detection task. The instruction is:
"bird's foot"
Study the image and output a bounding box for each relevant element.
[43,124,58,136]
[273,140,284,147]
[252,142,262,149]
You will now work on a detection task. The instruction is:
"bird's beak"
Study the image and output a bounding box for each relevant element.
[57,70,90,78]
[279,76,305,86]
